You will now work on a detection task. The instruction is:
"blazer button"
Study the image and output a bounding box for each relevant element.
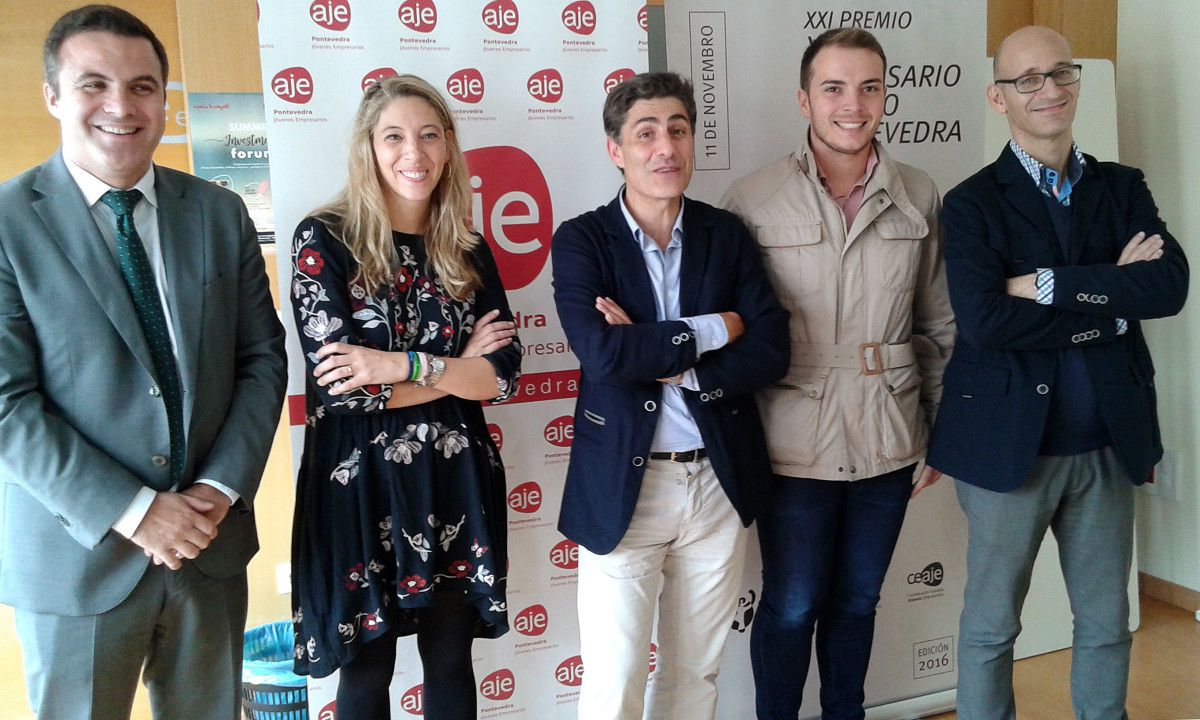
[700,392,710,402]
[672,336,682,345]
[149,386,161,397]
[1099,295,1109,304]
[631,456,645,467]
[644,400,657,412]
[1076,292,1087,302]
[714,388,724,398]
[1036,383,1050,395]
[151,454,168,468]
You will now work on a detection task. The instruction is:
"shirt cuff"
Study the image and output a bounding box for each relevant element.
[196,478,240,506]
[1116,318,1128,335]
[682,314,730,357]
[111,486,157,539]
[677,369,700,391]
[1035,268,1054,305]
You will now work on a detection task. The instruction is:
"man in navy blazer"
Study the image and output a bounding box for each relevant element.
[0,6,286,719]
[551,72,788,719]
[926,27,1187,720]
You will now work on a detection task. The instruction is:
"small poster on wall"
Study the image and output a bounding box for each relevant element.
[188,92,274,242]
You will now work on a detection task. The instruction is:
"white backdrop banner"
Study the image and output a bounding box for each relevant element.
[257,1,647,717]
[663,2,989,718]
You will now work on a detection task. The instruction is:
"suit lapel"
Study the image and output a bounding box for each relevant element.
[1068,159,1104,265]
[604,196,660,323]
[679,197,709,318]
[995,145,1063,264]
[155,168,204,430]
[31,154,156,376]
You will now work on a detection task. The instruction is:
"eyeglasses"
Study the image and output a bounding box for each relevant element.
[994,64,1082,94]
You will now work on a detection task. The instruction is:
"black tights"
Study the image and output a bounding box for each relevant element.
[335,592,478,719]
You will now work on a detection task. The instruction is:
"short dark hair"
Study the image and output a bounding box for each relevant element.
[43,5,169,91]
[800,28,887,90]
[602,71,696,142]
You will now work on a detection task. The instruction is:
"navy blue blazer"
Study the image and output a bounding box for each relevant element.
[928,145,1188,492]
[551,195,789,553]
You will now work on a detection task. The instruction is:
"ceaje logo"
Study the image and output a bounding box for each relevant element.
[637,3,649,31]
[361,67,399,92]
[562,1,596,35]
[527,68,564,104]
[907,561,945,587]
[398,0,437,32]
[604,68,636,94]
[446,68,485,104]
[543,415,574,447]
[482,0,519,34]
[463,146,553,290]
[514,603,549,636]
[272,67,314,104]
[400,683,423,715]
[480,668,516,701]
[507,481,542,514]
[549,538,579,570]
[556,655,584,687]
[309,0,350,30]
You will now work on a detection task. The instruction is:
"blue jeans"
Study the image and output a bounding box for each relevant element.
[751,466,913,720]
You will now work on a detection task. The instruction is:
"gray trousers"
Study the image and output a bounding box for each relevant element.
[14,562,247,720]
[955,446,1134,720]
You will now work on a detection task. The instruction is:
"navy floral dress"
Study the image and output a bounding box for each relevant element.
[289,217,520,678]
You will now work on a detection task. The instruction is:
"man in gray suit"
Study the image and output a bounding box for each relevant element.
[0,5,286,718]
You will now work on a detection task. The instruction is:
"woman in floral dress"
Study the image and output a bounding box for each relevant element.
[289,74,520,719]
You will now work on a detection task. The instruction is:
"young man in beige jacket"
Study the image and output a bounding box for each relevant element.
[722,28,955,720]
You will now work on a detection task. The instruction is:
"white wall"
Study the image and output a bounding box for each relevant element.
[1117,0,1200,593]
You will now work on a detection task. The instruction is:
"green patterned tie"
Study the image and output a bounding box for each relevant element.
[100,189,185,486]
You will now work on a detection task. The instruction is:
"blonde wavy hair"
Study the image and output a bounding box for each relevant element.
[314,74,480,300]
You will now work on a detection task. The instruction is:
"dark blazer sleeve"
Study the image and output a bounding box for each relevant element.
[943,185,1127,352]
[1046,167,1188,319]
[551,212,701,388]
[688,213,789,399]
[190,188,287,502]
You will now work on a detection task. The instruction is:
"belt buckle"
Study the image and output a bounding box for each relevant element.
[859,342,884,376]
[671,449,696,462]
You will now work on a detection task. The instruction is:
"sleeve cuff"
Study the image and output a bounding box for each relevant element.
[681,314,729,357]
[111,486,157,539]
[677,369,700,391]
[1035,268,1054,305]
[196,478,241,506]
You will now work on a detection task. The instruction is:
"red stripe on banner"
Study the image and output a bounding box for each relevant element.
[288,394,307,426]
[491,370,580,405]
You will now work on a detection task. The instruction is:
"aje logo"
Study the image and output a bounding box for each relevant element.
[507,481,542,514]
[446,68,485,104]
[400,684,423,715]
[361,67,399,92]
[544,415,574,447]
[637,4,649,31]
[309,0,350,31]
[487,422,503,451]
[528,68,564,103]
[908,562,945,587]
[556,655,584,686]
[398,0,437,33]
[549,538,579,569]
[604,68,635,94]
[463,146,553,290]
[317,701,336,720]
[273,67,314,104]
[562,1,596,35]
[482,0,519,34]
[514,603,549,636]
[480,668,516,701]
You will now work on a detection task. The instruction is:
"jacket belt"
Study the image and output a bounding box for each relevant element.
[791,341,915,376]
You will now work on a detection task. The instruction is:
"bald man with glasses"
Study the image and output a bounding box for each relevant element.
[925,26,1188,720]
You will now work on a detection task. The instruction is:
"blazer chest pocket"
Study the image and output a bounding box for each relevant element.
[755,219,824,299]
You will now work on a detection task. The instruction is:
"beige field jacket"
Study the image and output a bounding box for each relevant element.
[723,142,955,481]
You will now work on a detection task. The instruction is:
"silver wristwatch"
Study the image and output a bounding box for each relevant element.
[418,355,446,388]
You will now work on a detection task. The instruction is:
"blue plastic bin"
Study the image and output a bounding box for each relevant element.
[242,621,308,720]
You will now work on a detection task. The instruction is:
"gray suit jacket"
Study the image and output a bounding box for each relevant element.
[0,152,287,616]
